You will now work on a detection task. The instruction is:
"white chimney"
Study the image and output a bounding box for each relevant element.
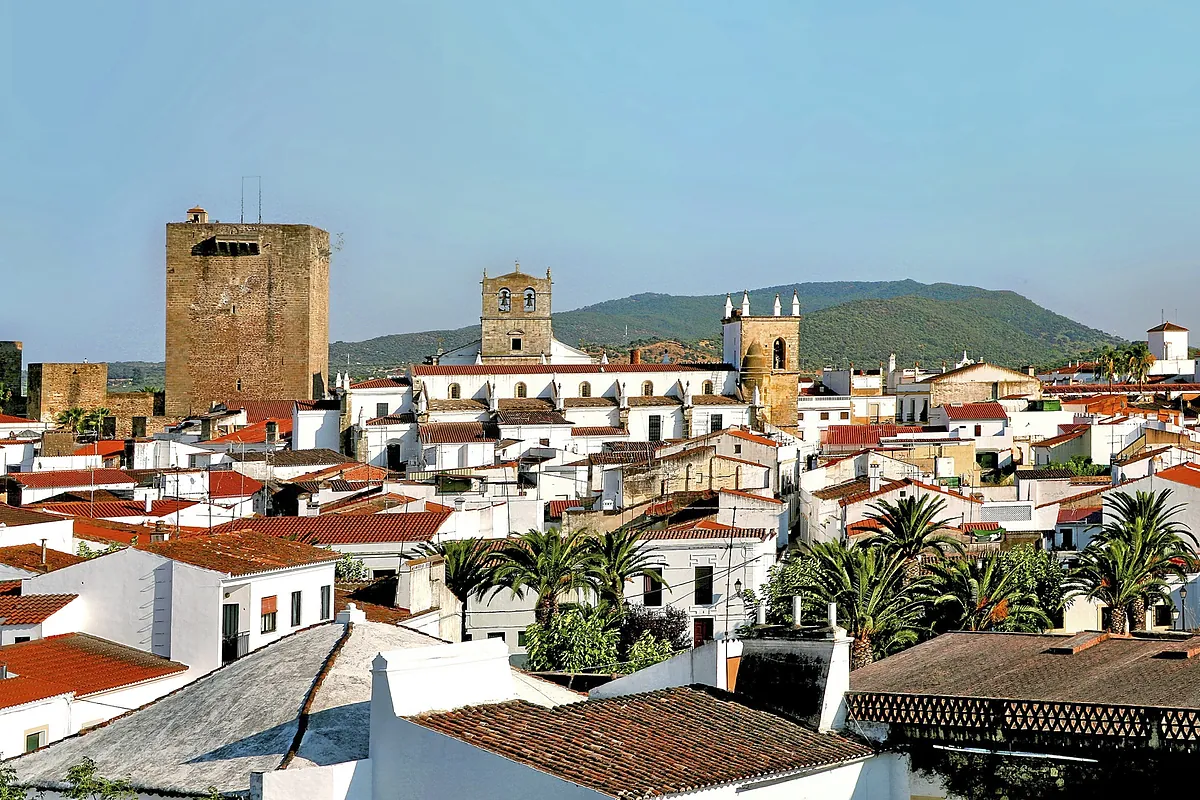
[144,495,154,514]
[741,290,751,317]
[827,601,838,629]
[773,293,782,316]
[791,290,801,317]
[868,462,882,494]
[724,294,733,319]
[370,640,515,717]
[791,595,803,626]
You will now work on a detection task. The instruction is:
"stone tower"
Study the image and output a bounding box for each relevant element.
[165,206,330,417]
[479,264,553,363]
[723,290,801,430]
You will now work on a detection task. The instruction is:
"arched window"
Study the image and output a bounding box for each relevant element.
[448,383,461,400]
[579,381,591,398]
[497,288,511,313]
[773,338,786,370]
[642,381,654,397]
[523,288,536,312]
[515,382,527,398]
[702,380,714,395]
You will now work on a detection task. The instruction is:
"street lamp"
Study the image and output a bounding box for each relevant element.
[1182,587,1189,631]
[734,579,743,596]
[1173,607,1181,631]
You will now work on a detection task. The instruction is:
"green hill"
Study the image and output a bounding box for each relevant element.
[329,280,1122,371]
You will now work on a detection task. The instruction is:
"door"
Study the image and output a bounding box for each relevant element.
[222,603,239,639]
[693,617,714,648]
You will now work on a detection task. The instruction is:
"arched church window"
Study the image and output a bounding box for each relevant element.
[702,380,714,395]
[773,338,786,370]
[448,383,461,400]
[642,381,654,397]
[515,382,527,398]
[523,288,536,312]
[579,382,591,398]
[498,289,511,313]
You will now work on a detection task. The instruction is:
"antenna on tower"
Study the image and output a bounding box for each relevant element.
[241,176,262,223]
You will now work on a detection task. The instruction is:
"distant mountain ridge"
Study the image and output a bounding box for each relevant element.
[328,279,1123,371]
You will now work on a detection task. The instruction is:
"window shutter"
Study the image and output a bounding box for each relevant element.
[261,596,277,615]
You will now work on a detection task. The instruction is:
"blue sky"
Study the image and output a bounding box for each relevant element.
[4,2,1200,363]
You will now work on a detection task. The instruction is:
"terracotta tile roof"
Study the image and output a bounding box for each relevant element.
[547,500,582,519]
[414,363,734,376]
[426,398,489,412]
[70,517,149,546]
[289,463,393,484]
[0,544,85,574]
[1033,428,1088,448]
[71,440,127,458]
[221,400,300,423]
[849,631,1200,711]
[208,470,265,498]
[349,377,410,389]
[208,417,293,444]
[0,581,21,595]
[366,413,416,426]
[725,428,780,448]
[811,477,876,502]
[627,395,682,407]
[642,520,774,541]
[0,676,72,710]
[412,685,873,797]
[822,425,925,447]
[938,402,1008,421]
[571,426,628,437]
[335,578,413,624]
[227,448,351,466]
[139,529,340,576]
[1156,463,1200,490]
[719,488,783,505]
[1057,507,1102,524]
[0,504,64,527]
[5,469,135,489]
[209,513,452,545]
[322,493,420,515]
[0,593,77,624]
[0,414,36,425]
[563,397,619,408]
[691,394,744,405]
[1148,321,1189,332]
[0,633,186,709]
[33,499,196,520]
[1036,481,1133,509]
[418,422,499,444]
[846,519,884,536]
[497,409,572,426]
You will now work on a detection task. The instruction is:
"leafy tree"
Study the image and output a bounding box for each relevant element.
[410,538,501,642]
[588,527,665,611]
[522,606,618,672]
[800,540,933,669]
[623,630,677,673]
[929,554,1050,632]
[1000,545,1067,624]
[333,551,369,583]
[77,541,121,559]
[741,552,822,626]
[617,604,691,653]
[63,757,135,799]
[492,528,601,624]
[866,495,964,562]
[1044,455,1109,477]
[0,763,27,800]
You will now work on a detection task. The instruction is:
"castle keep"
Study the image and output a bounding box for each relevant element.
[165,207,330,417]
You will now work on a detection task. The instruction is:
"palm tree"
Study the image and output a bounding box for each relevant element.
[410,538,501,642]
[1126,346,1155,386]
[55,407,89,433]
[929,554,1050,632]
[801,540,932,669]
[1097,348,1117,387]
[589,527,666,612]
[85,407,112,435]
[866,495,964,562]
[492,528,602,625]
[1094,489,1194,630]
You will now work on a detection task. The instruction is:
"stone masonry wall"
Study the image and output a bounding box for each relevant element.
[27,363,108,423]
[165,221,330,417]
[480,269,553,363]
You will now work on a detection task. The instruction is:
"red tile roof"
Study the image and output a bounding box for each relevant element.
[1156,463,1200,490]
[725,428,780,448]
[719,488,783,505]
[414,363,734,376]
[208,417,293,444]
[822,425,925,447]
[547,500,582,519]
[1033,428,1088,448]
[5,469,135,489]
[70,517,151,546]
[0,414,36,425]
[209,512,452,545]
[139,529,340,576]
[322,492,421,515]
[222,400,300,423]
[1058,506,1102,524]
[33,499,197,520]
[349,377,410,389]
[413,685,873,796]
[1148,322,1189,332]
[418,422,499,444]
[0,504,65,528]
[0,594,77,624]
[571,426,628,437]
[0,676,72,710]
[938,402,1008,421]
[0,633,186,708]
[208,470,265,498]
[289,463,392,484]
[366,413,416,426]
[0,544,85,574]
[71,440,127,458]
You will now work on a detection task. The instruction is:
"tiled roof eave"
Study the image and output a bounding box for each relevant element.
[219,556,340,581]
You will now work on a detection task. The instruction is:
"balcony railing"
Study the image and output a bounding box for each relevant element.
[221,632,249,664]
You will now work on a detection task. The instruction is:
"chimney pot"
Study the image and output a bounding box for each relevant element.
[791,595,803,627]
[827,601,838,629]
[629,348,642,365]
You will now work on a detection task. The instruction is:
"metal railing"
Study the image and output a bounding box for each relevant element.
[221,632,249,664]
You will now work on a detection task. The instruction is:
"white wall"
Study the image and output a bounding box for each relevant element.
[0,696,70,760]
[295,409,342,452]
[0,517,74,552]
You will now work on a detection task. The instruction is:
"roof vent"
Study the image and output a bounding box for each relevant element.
[1156,636,1200,659]
[1046,630,1109,655]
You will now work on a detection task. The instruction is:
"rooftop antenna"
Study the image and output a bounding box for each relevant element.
[241,176,262,223]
